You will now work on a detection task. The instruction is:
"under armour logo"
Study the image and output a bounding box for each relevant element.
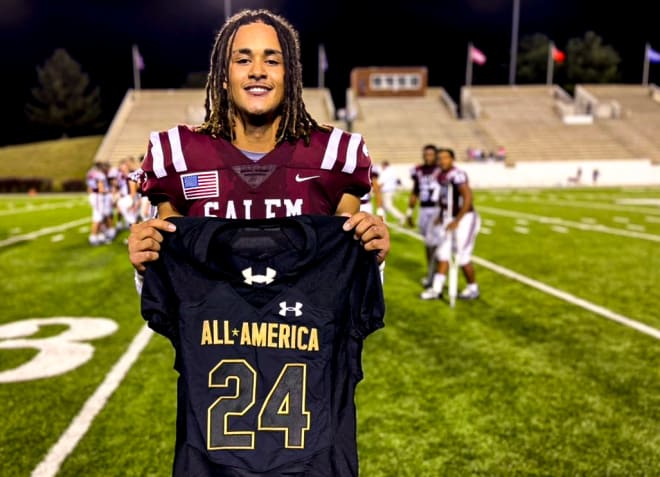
[279,301,303,317]
[242,267,277,285]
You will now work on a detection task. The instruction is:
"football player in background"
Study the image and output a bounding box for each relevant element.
[360,164,382,215]
[100,161,117,242]
[115,157,140,230]
[85,162,109,245]
[128,10,389,275]
[405,144,441,287]
[420,148,481,300]
[375,160,405,225]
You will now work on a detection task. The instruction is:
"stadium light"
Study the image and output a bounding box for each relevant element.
[509,0,520,85]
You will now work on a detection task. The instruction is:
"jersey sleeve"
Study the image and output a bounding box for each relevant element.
[317,128,373,206]
[451,169,468,186]
[341,135,372,200]
[141,258,179,343]
[139,126,191,214]
[349,251,386,340]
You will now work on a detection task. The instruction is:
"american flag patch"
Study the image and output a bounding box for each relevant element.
[180,171,219,200]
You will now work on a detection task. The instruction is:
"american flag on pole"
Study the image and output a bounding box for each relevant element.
[180,171,219,200]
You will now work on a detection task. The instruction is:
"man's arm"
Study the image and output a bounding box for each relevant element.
[447,183,472,231]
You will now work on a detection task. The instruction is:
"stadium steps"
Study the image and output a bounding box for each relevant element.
[350,87,497,163]
[581,84,660,161]
[468,85,637,162]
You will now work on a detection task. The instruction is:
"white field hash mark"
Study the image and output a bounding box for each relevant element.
[479,206,660,243]
[31,325,154,477]
[0,218,89,248]
[389,223,660,341]
[0,200,85,217]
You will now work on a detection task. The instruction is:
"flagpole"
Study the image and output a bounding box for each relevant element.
[224,0,231,19]
[642,42,650,86]
[509,0,520,85]
[466,42,473,88]
[132,44,141,91]
[318,44,325,89]
[546,41,554,85]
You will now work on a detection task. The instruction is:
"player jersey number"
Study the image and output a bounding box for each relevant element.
[208,359,311,451]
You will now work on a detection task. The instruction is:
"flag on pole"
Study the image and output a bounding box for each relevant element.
[469,45,487,65]
[132,45,145,71]
[552,45,566,64]
[648,45,660,64]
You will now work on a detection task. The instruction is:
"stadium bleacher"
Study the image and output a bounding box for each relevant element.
[462,84,640,163]
[577,84,660,163]
[348,87,494,164]
[94,84,660,173]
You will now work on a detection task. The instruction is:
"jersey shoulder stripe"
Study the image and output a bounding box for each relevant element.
[146,125,190,179]
[319,127,367,174]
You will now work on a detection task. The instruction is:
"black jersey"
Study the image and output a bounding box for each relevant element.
[141,215,385,477]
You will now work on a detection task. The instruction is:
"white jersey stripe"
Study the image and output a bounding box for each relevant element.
[150,131,166,178]
[167,126,188,173]
[321,128,343,170]
[342,133,362,174]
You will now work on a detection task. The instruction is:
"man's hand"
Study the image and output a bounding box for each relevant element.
[406,216,415,228]
[342,212,390,264]
[128,219,176,273]
[446,219,459,232]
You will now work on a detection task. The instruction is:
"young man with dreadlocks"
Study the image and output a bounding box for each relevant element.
[127,8,389,477]
[128,9,388,273]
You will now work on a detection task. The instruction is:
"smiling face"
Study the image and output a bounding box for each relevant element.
[227,21,286,122]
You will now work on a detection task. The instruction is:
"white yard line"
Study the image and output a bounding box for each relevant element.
[513,226,530,234]
[31,325,154,477]
[479,206,660,242]
[390,223,660,341]
[0,219,89,248]
[524,197,660,215]
[0,200,84,217]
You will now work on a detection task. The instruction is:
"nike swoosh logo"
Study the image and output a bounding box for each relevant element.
[295,174,321,183]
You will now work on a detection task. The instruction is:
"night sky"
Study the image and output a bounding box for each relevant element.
[1,0,659,146]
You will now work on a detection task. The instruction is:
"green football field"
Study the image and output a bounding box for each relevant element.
[1,187,659,476]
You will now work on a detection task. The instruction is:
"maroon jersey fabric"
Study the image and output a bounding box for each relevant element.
[138,125,373,219]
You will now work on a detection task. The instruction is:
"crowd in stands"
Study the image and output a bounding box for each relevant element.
[466,145,507,162]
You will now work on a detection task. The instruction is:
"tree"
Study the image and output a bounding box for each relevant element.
[25,48,103,137]
[517,33,554,83]
[565,31,621,84]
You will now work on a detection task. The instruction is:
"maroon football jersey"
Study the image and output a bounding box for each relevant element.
[138,125,373,219]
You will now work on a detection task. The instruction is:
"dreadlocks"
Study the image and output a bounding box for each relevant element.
[199,9,329,145]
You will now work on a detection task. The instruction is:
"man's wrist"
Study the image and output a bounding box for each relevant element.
[406,207,414,218]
